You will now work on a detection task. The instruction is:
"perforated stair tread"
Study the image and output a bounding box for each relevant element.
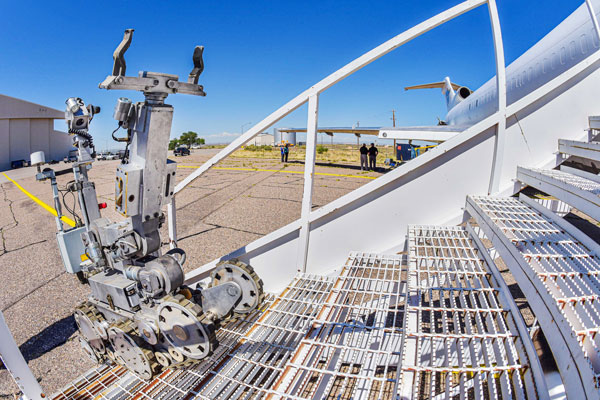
[559,139,600,162]
[517,166,600,221]
[466,195,600,399]
[399,225,544,400]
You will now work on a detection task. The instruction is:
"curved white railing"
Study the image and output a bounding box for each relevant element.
[170,0,600,283]
[168,0,509,268]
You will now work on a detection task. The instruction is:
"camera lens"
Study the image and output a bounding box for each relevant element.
[76,118,85,126]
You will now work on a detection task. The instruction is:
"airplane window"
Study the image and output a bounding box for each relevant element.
[543,58,549,74]
[570,41,577,59]
[522,70,527,84]
[535,62,541,77]
[592,28,600,48]
[528,67,533,81]
[581,34,588,54]
[560,47,566,64]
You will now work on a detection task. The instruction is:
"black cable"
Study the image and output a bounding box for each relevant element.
[60,189,81,227]
[58,181,83,226]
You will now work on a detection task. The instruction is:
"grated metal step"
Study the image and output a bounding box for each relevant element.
[466,195,600,399]
[559,139,600,162]
[50,273,336,400]
[272,252,405,399]
[399,225,546,400]
[517,166,600,221]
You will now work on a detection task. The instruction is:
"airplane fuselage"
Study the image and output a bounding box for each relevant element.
[447,0,600,126]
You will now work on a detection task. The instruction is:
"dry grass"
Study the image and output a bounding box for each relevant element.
[231,144,395,165]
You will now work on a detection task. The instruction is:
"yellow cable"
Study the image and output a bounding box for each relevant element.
[2,172,76,227]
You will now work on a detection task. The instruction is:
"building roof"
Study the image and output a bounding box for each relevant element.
[0,94,64,119]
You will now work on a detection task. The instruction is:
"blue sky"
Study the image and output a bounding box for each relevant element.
[0,0,584,148]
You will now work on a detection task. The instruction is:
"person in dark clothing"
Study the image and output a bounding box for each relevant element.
[359,144,368,171]
[368,143,378,171]
[283,143,289,162]
[280,145,285,162]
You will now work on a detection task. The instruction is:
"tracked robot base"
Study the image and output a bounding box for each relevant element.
[34,30,264,379]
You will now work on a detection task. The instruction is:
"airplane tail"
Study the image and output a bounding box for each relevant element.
[405,77,471,111]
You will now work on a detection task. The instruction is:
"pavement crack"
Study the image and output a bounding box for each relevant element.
[1,271,66,313]
[0,183,19,256]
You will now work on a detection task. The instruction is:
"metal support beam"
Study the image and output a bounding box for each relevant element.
[587,0,600,43]
[487,0,507,195]
[0,311,46,400]
[296,94,319,272]
[167,198,177,249]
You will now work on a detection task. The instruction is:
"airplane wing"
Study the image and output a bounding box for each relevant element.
[378,125,469,142]
[277,127,381,136]
[404,81,461,91]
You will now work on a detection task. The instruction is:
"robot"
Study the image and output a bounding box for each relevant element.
[33,30,264,379]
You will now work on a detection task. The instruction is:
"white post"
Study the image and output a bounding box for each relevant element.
[167,198,177,249]
[296,94,319,272]
[487,0,507,195]
[586,0,600,42]
[0,311,46,400]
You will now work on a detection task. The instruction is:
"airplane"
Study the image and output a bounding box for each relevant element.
[382,0,600,139]
[284,1,600,145]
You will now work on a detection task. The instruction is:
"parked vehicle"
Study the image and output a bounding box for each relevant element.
[10,160,28,169]
[173,147,190,156]
[64,150,78,163]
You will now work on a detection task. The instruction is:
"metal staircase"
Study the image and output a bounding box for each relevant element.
[48,119,600,399]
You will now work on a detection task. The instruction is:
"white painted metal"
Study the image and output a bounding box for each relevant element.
[517,166,600,221]
[591,115,600,130]
[184,2,600,294]
[296,94,319,273]
[378,126,463,142]
[0,311,46,400]
[587,0,600,41]
[487,0,507,195]
[466,222,548,397]
[400,225,546,399]
[561,164,600,184]
[167,198,177,249]
[275,253,404,399]
[559,138,600,162]
[519,192,600,256]
[466,195,600,400]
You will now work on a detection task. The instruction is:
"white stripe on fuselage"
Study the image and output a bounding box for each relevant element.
[446,0,600,126]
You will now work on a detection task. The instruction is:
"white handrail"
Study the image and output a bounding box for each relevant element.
[487,0,507,194]
[173,0,487,195]
[169,0,487,246]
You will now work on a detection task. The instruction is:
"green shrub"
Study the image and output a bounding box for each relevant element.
[316,145,328,154]
[244,145,272,152]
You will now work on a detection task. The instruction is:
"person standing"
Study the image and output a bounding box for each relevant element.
[359,143,368,171]
[368,143,378,171]
[280,145,285,162]
[283,143,290,163]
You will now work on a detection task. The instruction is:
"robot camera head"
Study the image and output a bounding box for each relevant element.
[65,97,100,133]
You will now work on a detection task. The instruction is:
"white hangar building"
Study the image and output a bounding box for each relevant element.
[0,94,73,171]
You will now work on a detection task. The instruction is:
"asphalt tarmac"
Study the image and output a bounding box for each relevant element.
[0,148,382,397]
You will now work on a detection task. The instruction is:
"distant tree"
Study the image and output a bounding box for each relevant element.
[169,139,179,150]
[198,138,205,145]
[180,131,202,148]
